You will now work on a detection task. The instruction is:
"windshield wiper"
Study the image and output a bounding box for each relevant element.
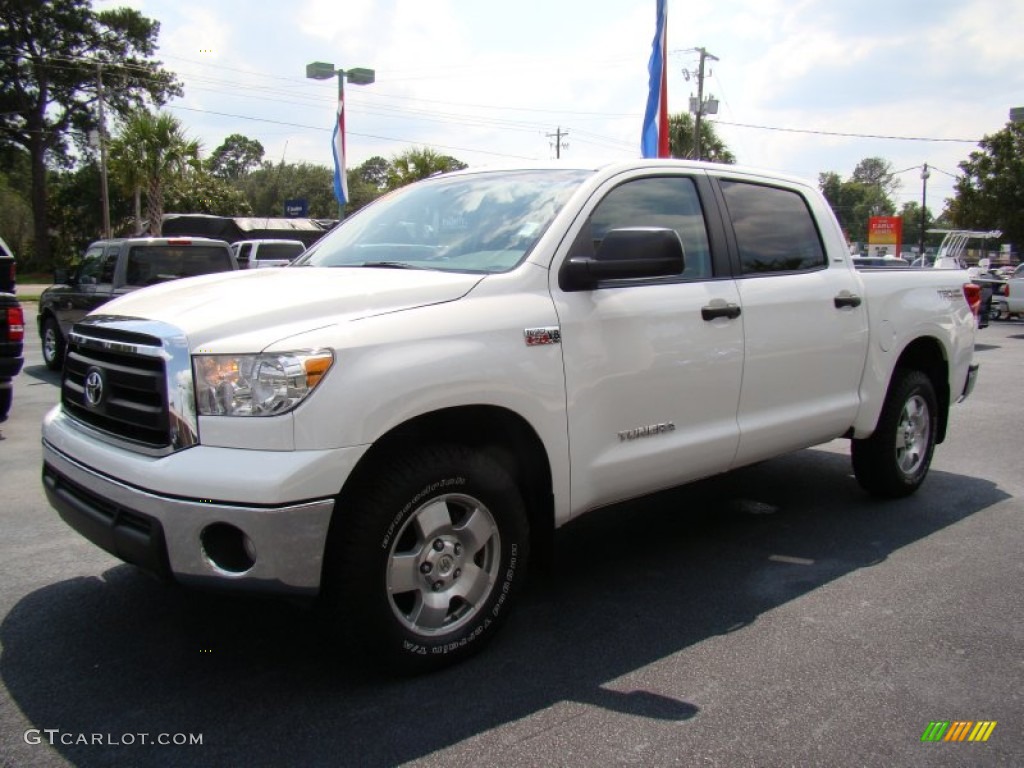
[358,261,424,270]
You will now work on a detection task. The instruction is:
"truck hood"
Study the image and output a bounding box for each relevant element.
[94,266,483,347]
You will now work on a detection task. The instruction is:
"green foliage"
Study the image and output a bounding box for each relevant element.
[235,162,336,218]
[818,163,897,245]
[208,134,266,180]
[108,110,201,235]
[898,201,937,254]
[48,161,133,265]
[667,113,736,163]
[385,147,468,189]
[0,149,34,266]
[357,156,390,189]
[165,171,252,217]
[949,121,1024,249]
[0,0,182,266]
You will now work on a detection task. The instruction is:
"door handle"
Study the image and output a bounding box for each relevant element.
[701,303,742,321]
[834,293,862,309]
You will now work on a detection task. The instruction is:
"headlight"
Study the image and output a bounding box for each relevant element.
[193,350,333,416]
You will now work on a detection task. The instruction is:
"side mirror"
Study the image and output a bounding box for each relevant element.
[560,227,685,291]
[53,268,70,285]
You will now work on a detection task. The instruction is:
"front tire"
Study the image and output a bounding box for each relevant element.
[326,444,530,673]
[852,369,938,498]
[42,317,65,372]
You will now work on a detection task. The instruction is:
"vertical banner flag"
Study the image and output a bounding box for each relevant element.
[641,0,669,158]
[332,85,348,206]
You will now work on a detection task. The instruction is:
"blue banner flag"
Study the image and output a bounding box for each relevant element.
[641,0,669,158]
[332,90,348,205]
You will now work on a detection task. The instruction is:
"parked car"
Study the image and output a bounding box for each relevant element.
[37,237,237,370]
[230,239,306,269]
[0,236,16,295]
[0,293,25,422]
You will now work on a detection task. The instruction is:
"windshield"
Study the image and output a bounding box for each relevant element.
[293,169,592,274]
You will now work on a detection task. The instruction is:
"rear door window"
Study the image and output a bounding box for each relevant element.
[719,180,826,275]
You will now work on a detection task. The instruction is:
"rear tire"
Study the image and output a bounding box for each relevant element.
[325,444,530,674]
[42,317,65,371]
[852,369,938,498]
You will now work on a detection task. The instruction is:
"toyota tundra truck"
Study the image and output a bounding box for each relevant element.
[41,160,980,672]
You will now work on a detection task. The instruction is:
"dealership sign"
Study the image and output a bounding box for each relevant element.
[868,216,903,255]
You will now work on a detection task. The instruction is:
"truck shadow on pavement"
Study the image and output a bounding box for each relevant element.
[0,448,1009,767]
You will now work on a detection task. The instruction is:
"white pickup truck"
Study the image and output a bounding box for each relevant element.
[41,160,980,672]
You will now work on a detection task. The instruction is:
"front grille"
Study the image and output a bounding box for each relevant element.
[62,326,171,448]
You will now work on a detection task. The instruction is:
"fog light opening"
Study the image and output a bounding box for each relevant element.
[200,523,256,573]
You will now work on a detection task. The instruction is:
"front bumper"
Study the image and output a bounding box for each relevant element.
[43,443,335,595]
[41,407,368,596]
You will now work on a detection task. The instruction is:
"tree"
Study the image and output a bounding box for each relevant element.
[49,161,133,263]
[165,170,252,218]
[851,157,901,200]
[236,161,336,219]
[357,155,390,189]
[0,0,181,266]
[948,121,1024,249]
[819,161,897,245]
[667,113,736,163]
[386,147,468,189]
[0,149,34,267]
[897,201,936,254]
[108,111,200,235]
[208,134,265,180]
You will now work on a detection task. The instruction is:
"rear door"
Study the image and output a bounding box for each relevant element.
[552,170,744,515]
[713,177,870,465]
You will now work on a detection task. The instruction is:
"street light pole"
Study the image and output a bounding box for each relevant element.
[306,61,375,220]
[919,163,930,260]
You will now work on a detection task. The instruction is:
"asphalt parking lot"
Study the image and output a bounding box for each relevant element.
[1,308,1021,767]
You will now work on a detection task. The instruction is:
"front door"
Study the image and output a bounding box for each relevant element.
[552,172,744,516]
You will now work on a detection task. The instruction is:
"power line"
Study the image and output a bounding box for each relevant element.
[717,120,980,144]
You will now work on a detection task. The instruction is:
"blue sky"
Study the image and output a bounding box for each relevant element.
[98,0,1024,211]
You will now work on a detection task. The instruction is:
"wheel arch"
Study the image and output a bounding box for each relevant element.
[333,404,556,566]
[891,336,950,443]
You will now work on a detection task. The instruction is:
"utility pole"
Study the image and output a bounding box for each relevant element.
[691,47,718,161]
[919,163,930,259]
[96,63,111,240]
[546,127,569,159]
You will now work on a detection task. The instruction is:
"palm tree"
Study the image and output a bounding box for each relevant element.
[668,113,736,164]
[109,111,201,235]
[386,147,467,190]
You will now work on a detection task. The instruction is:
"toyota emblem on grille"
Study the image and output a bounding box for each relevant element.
[84,368,105,407]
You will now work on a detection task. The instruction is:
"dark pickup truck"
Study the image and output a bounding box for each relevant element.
[0,293,25,422]
[37,237,237,370]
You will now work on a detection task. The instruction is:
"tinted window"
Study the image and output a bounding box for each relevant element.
[719,181,826,274]
[256,243,305,261]
[77,249,105,284]
[100,251,119,283]
[584,176,712,279]
[125,246,233,286]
